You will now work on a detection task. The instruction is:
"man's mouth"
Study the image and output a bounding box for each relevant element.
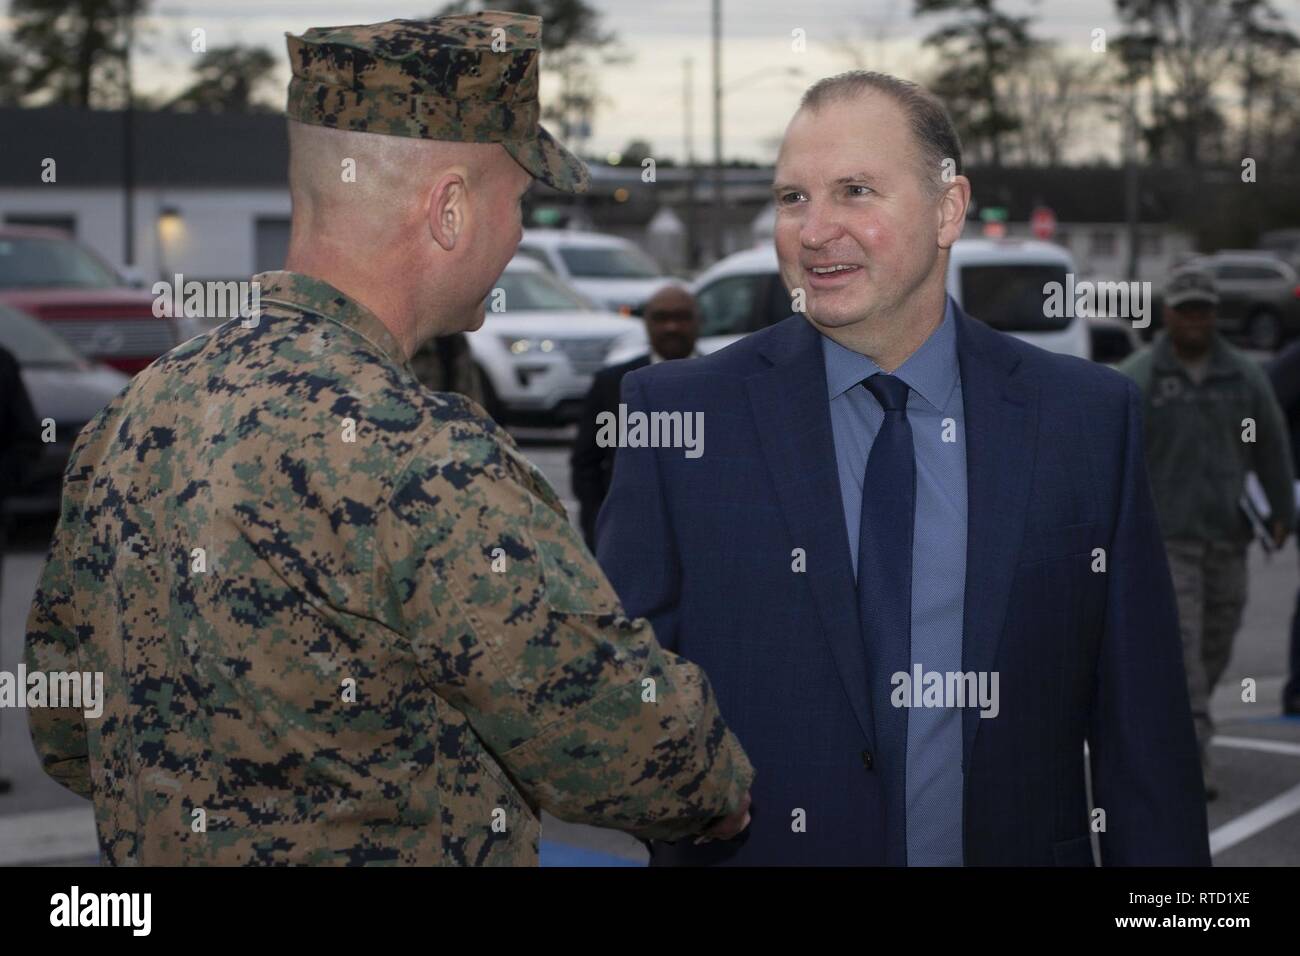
[804,263,862,287]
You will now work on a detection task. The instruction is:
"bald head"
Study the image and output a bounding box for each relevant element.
[283,119,534,356]
[288,120,493,245]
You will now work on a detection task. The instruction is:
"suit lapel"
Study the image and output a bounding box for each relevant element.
[740,309,1037,764]
[746,317,875,745]
[955,307,1037,769]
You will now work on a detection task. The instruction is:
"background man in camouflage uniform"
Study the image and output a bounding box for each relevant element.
[1119,267,1295,799]
[24,14,752,865]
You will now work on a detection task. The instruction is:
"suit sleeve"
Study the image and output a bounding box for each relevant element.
[594,370,684,654]
[1087,380,1211,865]
[379,416,752,842]
[23,502,93,799]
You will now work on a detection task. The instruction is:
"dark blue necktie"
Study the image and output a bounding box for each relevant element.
[857,373,915,867]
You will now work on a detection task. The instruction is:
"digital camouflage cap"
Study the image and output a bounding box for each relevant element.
[285,13,590,194]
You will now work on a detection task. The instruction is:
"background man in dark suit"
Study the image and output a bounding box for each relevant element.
[571,285,700,548]
[596,70,1210,866]
[1,343,42,795]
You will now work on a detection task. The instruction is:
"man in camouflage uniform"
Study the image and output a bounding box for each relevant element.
[24,14,753,865]
[1119,266,1294,799]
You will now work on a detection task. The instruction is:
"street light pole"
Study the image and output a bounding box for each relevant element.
[684,57,699,271]
[123,15,136,269]
[712,0,723,263]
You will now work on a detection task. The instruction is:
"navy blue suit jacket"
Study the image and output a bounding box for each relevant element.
[595,306,1211,866]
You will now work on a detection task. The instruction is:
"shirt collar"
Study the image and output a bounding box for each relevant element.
[820,295,959,411]
[253,270,410,370]
[650,348,701,365]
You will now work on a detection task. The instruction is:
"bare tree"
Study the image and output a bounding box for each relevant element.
[914,0,1040,169]
[11,0,150,108]
[1113,0,1295,167]
[1003,44,1108,166]
[1231,0,1300,160]
[0,46,24,105]
[826,0,909,75]
[165,45,279,113]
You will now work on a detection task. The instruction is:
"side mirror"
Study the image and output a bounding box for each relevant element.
[119,266,147,289]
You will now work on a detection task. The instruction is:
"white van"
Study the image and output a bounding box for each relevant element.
[629,238,1092,362]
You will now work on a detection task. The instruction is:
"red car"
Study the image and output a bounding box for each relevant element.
[0,226,177,374]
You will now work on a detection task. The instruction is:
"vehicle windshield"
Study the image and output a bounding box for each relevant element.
[0,236,121,289]
[489,270,595,312]
[0,305,84,365]
[961,264,1073,332]
[558,245,662,279]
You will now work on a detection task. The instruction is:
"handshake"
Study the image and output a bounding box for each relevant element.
[696,791,753,845]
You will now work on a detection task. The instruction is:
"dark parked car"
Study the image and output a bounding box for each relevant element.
[0,226,177,374]
[1259,229,1300,273]
[1171,253,1300,351]
[0,303,129,514]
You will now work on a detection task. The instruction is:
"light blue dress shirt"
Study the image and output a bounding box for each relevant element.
[820,296,968,866]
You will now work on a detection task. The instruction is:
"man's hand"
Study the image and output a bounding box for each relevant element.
[695,790,752,844]
[1272,520,1290,550]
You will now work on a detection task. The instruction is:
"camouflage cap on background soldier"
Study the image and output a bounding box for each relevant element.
[285,13,589,194]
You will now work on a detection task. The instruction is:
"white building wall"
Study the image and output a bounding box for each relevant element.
[995,222,1197,284]
[0,187,124,267]
[0,186,291,280]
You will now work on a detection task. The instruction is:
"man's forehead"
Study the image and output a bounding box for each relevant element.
[646,286,693,308]
[775,100,911,181]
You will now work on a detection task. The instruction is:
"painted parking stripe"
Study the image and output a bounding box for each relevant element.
[1209,782,1300,856]
[0,806,97,866]
[1212,736,1300,758]
[540,840,644,867]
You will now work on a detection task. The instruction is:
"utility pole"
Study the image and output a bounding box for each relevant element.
[1123,79,1139,283]
[684,57,698,271]
[122,14,136,268]
[711,0,723,263]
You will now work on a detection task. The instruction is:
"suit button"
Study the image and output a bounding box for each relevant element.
[861,750,874,770]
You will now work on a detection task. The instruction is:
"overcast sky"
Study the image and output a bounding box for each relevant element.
[7,0,1300,163]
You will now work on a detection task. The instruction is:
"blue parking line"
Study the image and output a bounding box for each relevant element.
[540,840,646,867]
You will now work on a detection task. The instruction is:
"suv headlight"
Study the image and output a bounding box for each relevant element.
[500,336,557,355]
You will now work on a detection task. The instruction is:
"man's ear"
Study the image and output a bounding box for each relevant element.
[937,174,971,250]
[429,170,468,252]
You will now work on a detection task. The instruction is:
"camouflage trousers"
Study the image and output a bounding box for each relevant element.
[1164,538,1249,783]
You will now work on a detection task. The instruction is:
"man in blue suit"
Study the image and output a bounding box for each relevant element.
[595,71,1210,866]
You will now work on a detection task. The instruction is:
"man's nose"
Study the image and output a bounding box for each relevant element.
[800,201,845,249]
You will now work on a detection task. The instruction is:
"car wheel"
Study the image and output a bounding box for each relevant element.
[1246,310,1282,351]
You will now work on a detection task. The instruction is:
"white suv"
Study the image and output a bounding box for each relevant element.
[468,257,647,423]
[514,229,675,314]
[636,238,1091,361]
